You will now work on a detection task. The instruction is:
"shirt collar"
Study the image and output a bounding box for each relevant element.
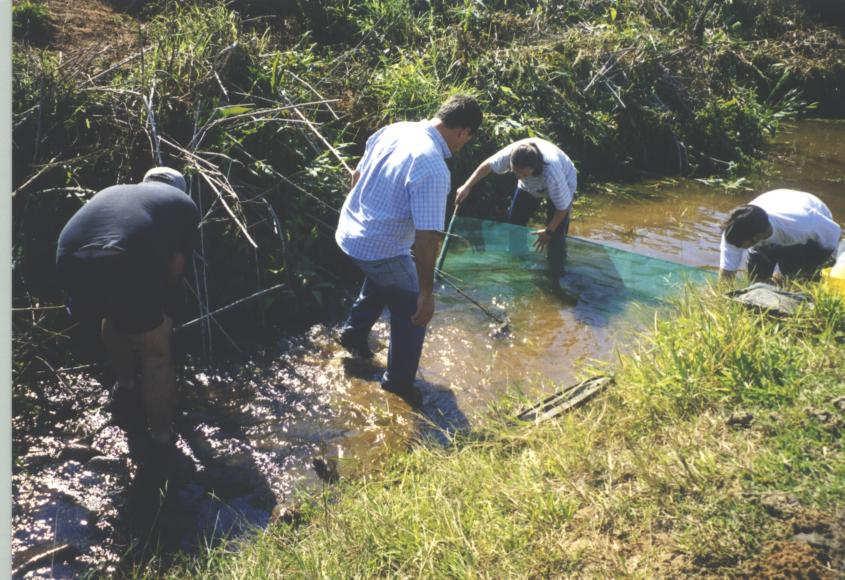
[424,120,452,159]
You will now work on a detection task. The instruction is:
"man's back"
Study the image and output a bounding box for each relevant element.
[336,121,451,261]
[57,182,199,265]
[748,189,839,250]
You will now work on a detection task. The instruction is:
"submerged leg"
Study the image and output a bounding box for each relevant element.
[137,315,177,445]
[340,277,386,358]
[546,204,571,282]
[382,286,426,407]
[506,188,540,255]
[769,241,834,280]
[101,317,146,438]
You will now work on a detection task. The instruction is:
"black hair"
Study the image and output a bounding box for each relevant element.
[435,94,483,133]
[510,142,545,176]
[723,204,770,246]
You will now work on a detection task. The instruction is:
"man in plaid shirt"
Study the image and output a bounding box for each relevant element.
[336,95,483,406]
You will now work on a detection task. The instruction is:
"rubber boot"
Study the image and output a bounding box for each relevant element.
[138,315,177,446]
[101,318,146,438]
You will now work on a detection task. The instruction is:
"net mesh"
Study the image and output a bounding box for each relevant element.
[438,217,715,317]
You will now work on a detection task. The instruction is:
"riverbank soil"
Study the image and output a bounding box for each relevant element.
[42,0,138,54]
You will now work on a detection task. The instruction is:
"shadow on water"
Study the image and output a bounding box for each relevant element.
[12,324,437,577]
[115,389,278,570]
[339,351,471,444]
[416,379,472,446]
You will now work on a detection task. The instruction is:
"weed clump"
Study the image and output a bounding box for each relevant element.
[13,0,52,42]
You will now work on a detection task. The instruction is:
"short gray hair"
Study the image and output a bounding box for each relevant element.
[143,166,187,193]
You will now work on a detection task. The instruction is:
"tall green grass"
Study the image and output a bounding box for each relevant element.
[168,283,843,576]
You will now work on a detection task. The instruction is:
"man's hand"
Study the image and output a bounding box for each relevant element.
[455,183,472,205]
[167,252,187,286]
[455,160,492,206]
[412,229,442,326]
[411,292,435,326]
[532,229,552,252]
[534,209,568,253]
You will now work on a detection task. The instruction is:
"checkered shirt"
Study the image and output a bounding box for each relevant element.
[336,121,452,261]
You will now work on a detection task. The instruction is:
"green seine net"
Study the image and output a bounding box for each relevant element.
[439,217,715,318]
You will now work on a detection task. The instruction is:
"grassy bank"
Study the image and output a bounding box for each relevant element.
[169,283,843,576]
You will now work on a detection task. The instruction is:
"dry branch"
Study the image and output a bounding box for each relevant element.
[281,91,353,175]
[287,71,340,120]
[190,100,336,150]
[34,186,96,198]
[12,156,58,197]
[160,136,258,247]
[197,170,258,248]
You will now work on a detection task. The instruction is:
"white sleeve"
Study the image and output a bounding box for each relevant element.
[719,235,745,271]
[546,167,574,210]
[487,144,514,174]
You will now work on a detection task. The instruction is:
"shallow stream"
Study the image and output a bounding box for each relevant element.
[12,120,844,577]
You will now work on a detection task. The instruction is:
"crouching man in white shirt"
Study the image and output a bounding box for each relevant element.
[719,189,841,282]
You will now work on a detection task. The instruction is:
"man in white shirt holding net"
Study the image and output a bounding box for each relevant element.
[335,95,483,407]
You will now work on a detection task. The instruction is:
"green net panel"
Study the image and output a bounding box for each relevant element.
[438,217,715,319]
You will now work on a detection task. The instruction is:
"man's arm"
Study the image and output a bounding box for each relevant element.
[718,236,744,283]
[169,201,201,286]
[718,268,737,282]
[167,252,187,286]
[350,169,360,189]
[455,159,493,205]
[532,207,569,251]
[411,229,443,326]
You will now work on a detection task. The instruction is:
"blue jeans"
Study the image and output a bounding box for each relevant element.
[342,254,426,391]
[507,187,570,277]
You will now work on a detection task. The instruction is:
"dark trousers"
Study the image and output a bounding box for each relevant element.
[507,187,570,277]
[748,240,834,282]
[57,252,167,333]
[343,255,426,391]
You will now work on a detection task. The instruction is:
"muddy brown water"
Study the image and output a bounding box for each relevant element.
[12,120,844,577]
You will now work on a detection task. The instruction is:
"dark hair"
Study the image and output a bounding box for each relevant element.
[435,94,483,133]
[510,142,545,176]
[723,205,770,246]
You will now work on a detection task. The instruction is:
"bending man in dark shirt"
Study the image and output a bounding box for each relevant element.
[56,167,199,452]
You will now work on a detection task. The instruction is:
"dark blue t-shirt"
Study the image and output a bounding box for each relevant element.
[56,182,199,267]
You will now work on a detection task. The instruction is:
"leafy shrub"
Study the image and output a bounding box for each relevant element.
[692,88,771,161]
[12,0,51,42]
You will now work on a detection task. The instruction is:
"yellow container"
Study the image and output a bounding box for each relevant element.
[821,263,845,297]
